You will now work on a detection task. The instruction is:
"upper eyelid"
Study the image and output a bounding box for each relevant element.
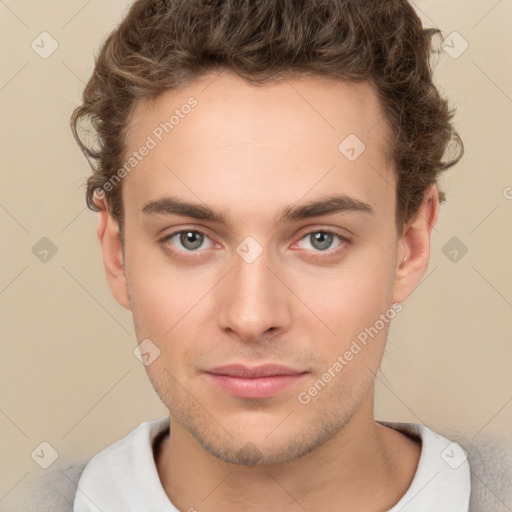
[302,229,348,240]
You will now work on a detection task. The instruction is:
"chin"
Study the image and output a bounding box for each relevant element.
[186,413,346,467]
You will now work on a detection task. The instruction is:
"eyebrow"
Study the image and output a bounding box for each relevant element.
[141,194,374,226]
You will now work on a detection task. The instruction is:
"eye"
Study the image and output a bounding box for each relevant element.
[294,230,347,252]
[162,229,214,252]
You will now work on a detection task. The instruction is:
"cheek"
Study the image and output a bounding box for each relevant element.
[125,253,212,377]
[301,253,397,344]
[125,239,207,334]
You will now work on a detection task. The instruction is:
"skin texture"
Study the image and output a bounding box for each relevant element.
[94,71,438,511]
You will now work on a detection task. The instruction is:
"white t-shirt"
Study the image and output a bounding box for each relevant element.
[73,417,471,512]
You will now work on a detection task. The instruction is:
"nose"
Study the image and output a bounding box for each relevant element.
[216,245,292,343]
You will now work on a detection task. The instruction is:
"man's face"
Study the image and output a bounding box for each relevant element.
[120,71,402,465]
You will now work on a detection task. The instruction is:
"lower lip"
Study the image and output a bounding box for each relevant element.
[205,373,306,399]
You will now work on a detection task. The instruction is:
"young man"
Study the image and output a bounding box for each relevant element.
[71,0,470,510]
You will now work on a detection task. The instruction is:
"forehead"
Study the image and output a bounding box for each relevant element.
[122,71,396,228]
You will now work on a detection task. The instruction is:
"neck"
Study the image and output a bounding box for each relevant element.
[155,388,421,512]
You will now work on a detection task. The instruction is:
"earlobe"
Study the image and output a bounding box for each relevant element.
[392,185,439,304]
[94,194,131,311]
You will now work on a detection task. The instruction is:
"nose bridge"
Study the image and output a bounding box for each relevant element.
[217,242,290,341]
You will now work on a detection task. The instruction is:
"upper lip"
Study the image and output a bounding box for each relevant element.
[206,364,306,378]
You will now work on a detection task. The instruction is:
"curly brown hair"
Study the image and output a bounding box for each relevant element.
[71,0,463,235]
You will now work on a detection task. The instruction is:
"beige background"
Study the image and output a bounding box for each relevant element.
[0,0,511,510]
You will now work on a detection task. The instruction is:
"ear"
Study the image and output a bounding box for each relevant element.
[392,184,439,303]
[93,191,131,310]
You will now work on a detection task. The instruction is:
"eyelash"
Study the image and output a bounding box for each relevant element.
[159,228,350,260]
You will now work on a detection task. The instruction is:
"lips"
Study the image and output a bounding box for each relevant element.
[208,364,304,378]
[204,364,308,399]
